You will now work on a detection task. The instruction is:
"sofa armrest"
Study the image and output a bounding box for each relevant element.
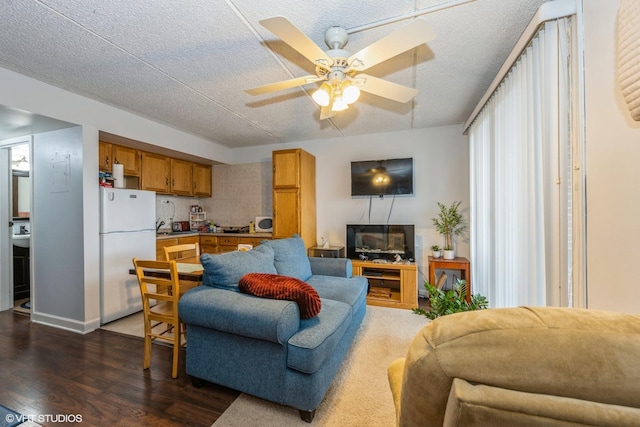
[178,286,300,344]
[308,257,352,278]
[444,378,640,426]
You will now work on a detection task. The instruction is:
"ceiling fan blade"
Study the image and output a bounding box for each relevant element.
[347,19,435,72]
[245,75,324,96]
[260,16,333,68]
[319,105,337,120]
[356,74,418,103]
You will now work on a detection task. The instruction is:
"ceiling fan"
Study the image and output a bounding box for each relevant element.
[245,16,436,120]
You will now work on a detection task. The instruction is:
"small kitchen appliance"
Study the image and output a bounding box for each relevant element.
[255,216,273,232]
[172,221,190,232]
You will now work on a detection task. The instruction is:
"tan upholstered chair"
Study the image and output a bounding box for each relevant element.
[132,258,184,379]
[388,307,640,426]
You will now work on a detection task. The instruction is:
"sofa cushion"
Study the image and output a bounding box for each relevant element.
[287,299,352,374]
[239,273,322,319]
[306,275,368,309]
[200,244,277,292]
[261,235,312,281]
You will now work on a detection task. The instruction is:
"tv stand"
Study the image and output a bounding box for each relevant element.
[351,260,417,310]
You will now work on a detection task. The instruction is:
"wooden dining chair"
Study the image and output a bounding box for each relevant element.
[164,243,201,293]
[132,258,184,379]
[163,242,200,262]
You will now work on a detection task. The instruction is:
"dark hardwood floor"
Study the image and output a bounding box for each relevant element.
[0,310,239,426]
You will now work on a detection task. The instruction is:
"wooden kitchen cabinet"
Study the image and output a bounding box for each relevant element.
[217,235,239,253]
[99,142,140,176]
[200,234,271,254]
[156,235,200,260]
[200,235,218,254]
[272,148,316,249]
[273,150,301,188]
[156,237,179,260]
[171,159,193,196]
[99,141,112,171]
[193,163,212,197]
[112,145,140,176]
[238,236,268,247]
[141,152,170,193]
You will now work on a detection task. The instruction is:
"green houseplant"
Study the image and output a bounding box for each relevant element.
[430,245,442,258]
[432,201,467,258]
[413,279,488,320]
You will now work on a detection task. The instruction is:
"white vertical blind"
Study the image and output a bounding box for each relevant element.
[468,17,575,308]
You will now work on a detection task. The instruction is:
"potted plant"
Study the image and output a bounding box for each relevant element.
[431,245,442,258]
[412,279,488,320]
[432,201,467,260]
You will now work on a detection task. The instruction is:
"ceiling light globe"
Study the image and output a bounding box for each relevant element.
[312,87,331,107]
[342,85,360,104]
[332,96,348,112]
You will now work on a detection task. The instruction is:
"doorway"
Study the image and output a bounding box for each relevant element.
[0,138,32,314]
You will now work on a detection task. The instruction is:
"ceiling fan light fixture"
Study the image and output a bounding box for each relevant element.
[312,83,332,106]
[342,81,360,104]
[331,95,348,112]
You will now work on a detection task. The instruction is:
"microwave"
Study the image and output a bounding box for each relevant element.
[255,216,273,233]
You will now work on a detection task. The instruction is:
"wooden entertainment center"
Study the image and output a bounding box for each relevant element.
[351,260,417,310]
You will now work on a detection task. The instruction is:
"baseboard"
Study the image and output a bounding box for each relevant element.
[30,312,100,334]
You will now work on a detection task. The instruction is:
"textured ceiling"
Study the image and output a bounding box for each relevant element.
[0,0,550,148]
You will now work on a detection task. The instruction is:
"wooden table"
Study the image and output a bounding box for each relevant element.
[129,257,203,283]
[428,256,471,302]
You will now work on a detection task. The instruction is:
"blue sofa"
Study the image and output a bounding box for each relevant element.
[178,235,368,422]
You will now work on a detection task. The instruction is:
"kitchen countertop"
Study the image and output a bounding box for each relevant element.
[156,231,272,240]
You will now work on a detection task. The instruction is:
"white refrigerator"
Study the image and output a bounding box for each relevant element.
[100,187,156,324]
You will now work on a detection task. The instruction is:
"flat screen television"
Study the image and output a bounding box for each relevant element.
[346,224,415,262]
[350,158,413,197]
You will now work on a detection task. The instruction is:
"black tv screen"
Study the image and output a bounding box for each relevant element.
[351,158,414,197]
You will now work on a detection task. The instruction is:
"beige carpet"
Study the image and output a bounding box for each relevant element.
[212,305,429,427]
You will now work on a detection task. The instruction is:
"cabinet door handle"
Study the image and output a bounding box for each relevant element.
[165,178,169,186]
[106,156,110,166]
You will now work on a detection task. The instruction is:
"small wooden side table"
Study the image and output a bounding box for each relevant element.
[308,246,345,258]
[428,256,471,302]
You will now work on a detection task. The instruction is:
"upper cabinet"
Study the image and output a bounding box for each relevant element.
[112,145,140,176]
[99,141,140,176]
[193,163,212,197]
[272,148,316,248]
[170,159,193,196]
[273,150,301,188]
[101,140,212,197]
[140,152,170,193]
[99,141,112,171]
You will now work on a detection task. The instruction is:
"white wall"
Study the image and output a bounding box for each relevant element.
[583,0,640,313]
[31,127,90,330]
[233,125,470,286]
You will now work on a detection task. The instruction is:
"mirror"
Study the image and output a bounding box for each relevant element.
[12,170,30,218]
[11,144,30,219]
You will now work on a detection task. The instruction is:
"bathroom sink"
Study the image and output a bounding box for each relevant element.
[13,234,30,248]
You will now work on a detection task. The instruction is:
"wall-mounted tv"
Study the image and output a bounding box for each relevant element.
[350,158,413,197]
